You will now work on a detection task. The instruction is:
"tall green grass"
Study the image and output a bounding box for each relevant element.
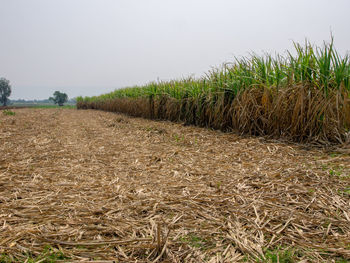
[77,39,350,144]
[78,38,349,103]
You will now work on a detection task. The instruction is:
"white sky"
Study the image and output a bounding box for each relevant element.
[0,0,349,99]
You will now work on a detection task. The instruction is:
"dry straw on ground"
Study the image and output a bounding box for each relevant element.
[0,108,349,262]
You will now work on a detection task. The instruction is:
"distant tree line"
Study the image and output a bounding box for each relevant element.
[0,78,76,107]
[9,98,76,105]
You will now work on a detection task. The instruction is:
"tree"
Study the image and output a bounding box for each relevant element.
[0,78,11,106]
[49,91,68,106]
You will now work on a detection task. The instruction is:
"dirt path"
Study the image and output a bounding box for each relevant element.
[0,108,349,262]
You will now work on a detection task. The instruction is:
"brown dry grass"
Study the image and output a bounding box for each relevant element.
[0,108,349,262]
[78,87,350,144]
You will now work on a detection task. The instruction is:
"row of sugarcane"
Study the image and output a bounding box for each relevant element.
[77,39,350,144]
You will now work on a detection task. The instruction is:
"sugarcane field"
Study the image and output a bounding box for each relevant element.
[1,2,350,261]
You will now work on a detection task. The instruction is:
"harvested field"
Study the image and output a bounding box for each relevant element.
[0,108,349,262]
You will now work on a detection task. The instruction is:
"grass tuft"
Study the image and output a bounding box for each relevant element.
[2,110,15,116]
[0,246,69,263]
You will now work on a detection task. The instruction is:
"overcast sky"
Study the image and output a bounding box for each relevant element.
[0,0,349,100]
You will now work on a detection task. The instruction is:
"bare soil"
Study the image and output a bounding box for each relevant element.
[0,108,349,262]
